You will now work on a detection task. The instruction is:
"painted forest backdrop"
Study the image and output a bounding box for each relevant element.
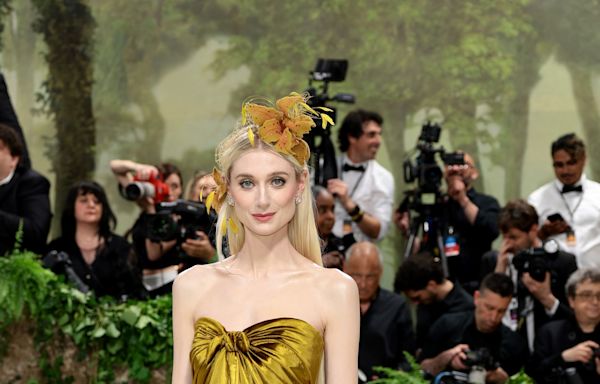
[1,0,599,285]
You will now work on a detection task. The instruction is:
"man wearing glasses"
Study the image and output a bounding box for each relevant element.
[529,268,600,383]
[528,133,600,268]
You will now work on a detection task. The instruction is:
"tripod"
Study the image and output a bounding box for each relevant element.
[403,196,450,277]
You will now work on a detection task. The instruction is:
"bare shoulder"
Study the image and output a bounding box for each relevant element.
[313,267,358,305]
[172,263,220,297]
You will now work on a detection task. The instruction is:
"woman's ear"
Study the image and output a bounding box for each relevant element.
[297,169,308,196]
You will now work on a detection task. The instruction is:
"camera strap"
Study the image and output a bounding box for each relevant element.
[340,160,368,200]
[556,185,584,223]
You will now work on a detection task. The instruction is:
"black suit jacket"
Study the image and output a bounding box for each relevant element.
[529,318,600,383]
[0,74,30,169]
[0,166,51,255]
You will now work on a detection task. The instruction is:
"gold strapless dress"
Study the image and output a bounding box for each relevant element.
[190,317,324,384]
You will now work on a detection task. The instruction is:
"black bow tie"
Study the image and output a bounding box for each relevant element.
[561,184,583,194]
[342,163,365,172]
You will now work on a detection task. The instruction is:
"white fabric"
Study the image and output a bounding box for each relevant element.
[0,169,14,186]
[528,174,600,268]
[332,154,394,242]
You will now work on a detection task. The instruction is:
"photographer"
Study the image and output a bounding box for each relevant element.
[529,268,600,383]
[328,109,394,242]
[420,273,527,382]
[313,186,354,269]
[181,170,218,267]
[394,251,473,352]
[46,181,144,299]
[396,151,500,293]
[111,159,185,295]
[482,199,577,352]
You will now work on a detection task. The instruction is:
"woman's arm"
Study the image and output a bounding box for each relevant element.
[109,159,159,187]
[171,272,196,384]
[322,270,360,382]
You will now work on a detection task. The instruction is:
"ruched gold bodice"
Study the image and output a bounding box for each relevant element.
[190,317,324,384]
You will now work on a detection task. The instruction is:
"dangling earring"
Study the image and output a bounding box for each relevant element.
[295,194,302,205]
[227,194,235,206]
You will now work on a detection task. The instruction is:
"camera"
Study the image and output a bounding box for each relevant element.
[304,58,355,186]
[403,122,465,199]
[42,250,90,293]
[123,173,170,203]
[147,200,218,247]
[512,240,559,282]
[400,122,464,268]
[463,348,497,370]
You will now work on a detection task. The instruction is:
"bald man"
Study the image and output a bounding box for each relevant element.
[344,242,415,382]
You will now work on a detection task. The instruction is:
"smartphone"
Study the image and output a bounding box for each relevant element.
[547,213,565,222]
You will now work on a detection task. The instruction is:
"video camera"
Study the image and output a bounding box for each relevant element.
[512,240,559,282]
[42,251,91,294]
[403,122,465,207]
[304,58,355,186]
[400,122,465,267]
[147,199,218,247]
[123,173,170,203]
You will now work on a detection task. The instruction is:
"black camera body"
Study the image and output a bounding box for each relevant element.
[463,348,498,371]
[42,250,90,293]
[512,242,559,282]
[147,200,218,246]
[305,58,355,187]
[403,122,464,203]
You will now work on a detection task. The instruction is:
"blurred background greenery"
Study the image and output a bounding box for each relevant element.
[1,0,599,287]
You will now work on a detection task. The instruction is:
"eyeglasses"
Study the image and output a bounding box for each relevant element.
[574,291,600,302]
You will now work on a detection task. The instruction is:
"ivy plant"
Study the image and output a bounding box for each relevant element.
[0,251,172,383]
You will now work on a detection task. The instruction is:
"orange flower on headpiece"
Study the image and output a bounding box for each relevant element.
[242,92,334,165]
[205,167,227,214]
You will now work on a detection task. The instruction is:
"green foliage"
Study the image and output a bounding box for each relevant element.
[0,251,172,383]
[368,353,534,384]
[31,0,96,233]
[0,0,12,51]
[508,369,535,384]
[369,352,427,383]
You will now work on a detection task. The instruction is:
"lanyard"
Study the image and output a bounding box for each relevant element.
[340,161,368,199]
[556,185,584,223]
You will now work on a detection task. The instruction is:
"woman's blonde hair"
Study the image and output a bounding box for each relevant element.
[215,123,322,266]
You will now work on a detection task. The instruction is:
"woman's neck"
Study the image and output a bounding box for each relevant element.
[233,226,302,279]
[75,223,101,265]
[75,223,100,246]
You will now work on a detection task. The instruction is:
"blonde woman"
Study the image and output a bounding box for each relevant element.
[172,93,359,383]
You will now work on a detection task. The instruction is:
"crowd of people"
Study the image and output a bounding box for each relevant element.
[2,80,600,383]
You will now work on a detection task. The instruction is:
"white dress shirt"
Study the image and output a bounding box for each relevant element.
[528,174,600,268]
[332,154,394,242]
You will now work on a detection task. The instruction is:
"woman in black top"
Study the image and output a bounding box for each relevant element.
[47,181,144,299]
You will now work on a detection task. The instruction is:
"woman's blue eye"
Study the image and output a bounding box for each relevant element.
[240,179,253,189]
[272,177,286,187]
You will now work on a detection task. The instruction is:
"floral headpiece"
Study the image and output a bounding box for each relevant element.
[242,92,334,165]
[206,92,334,235]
